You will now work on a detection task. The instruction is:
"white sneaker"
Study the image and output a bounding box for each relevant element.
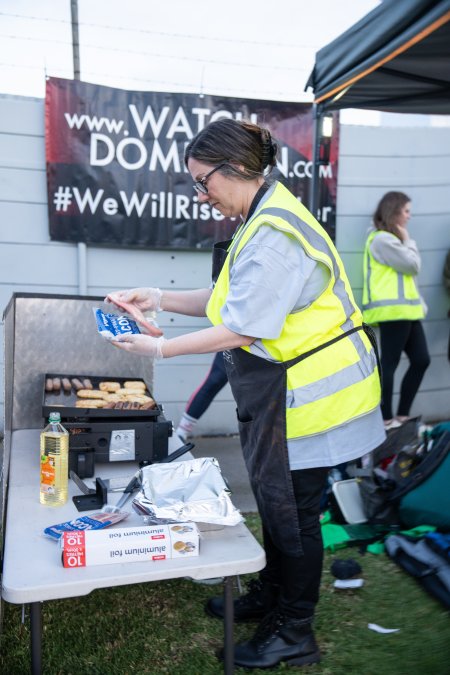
[384,418,402,430]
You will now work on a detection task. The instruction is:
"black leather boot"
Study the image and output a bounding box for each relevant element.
[232,611,320,669]
[206,578,279,622]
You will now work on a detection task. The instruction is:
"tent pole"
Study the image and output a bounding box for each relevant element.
[309,103,322,218]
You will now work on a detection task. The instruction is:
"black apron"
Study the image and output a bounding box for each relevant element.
[221,321,378,558]
[211,239,231,284]
[223,346,304,556]
[211,240,303,557]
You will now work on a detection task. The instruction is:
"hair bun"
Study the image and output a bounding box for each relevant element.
[261,128,277,170]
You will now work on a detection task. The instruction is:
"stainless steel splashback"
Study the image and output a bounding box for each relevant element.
[3,293,154,431]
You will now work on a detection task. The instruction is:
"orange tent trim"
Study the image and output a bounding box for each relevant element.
[315,10,450,104]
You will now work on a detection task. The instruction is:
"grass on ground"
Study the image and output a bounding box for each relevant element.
[1,513,449,675]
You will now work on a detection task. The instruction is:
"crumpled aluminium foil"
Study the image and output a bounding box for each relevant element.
[132,457,243,526]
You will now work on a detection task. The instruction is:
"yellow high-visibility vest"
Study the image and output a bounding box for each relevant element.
[362,230,425,324]
[206,182,381,439]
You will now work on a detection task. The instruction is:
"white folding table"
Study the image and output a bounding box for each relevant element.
[1,429,265,674]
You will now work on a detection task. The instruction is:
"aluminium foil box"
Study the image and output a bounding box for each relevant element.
[61,522,199,568]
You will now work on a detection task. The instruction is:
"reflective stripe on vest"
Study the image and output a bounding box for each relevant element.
[362,231,424,323]
[207,182,381,438]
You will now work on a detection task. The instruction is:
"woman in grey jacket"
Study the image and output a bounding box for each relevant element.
[362,191,430,429]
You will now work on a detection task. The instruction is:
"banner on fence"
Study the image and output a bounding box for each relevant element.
[46,77,339,249]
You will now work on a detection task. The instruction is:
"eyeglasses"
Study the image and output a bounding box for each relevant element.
[193,163,227,194]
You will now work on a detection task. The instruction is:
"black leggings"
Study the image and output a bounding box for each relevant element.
[379,320,430,420]
[185,352,228,419]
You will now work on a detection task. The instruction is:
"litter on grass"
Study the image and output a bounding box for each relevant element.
[368,623,400,634]
[334,578,364,589]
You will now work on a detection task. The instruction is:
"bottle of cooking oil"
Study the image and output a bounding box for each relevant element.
[40,411,69,506]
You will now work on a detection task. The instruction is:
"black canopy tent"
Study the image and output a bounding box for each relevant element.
[305,0,450,214]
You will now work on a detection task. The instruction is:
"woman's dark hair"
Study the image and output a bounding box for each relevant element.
[373,191,411,235]
[184,118,278,181]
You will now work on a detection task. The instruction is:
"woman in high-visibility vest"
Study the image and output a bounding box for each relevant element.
[362,191,430,430]
[107,119,385,670]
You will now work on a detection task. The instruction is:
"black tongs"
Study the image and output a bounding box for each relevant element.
[70,442,194,511]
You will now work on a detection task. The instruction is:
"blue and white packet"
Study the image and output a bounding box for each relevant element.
[44,511,129,541]
[93,307,141,341]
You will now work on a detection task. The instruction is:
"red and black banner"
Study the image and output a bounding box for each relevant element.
[45,77,339,249]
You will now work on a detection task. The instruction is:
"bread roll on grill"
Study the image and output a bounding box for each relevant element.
[124,393,153,404]
[77,389,109,399]
[75,399,106,408]
[105,393,127,402]
[124,381,146,390]
[99,381,121,392]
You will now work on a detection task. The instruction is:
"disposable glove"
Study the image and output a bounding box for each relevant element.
[105,287,163,336]
[111,334,165,359]
[106,287,162,312]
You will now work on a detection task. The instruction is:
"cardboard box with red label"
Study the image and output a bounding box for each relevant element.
[61,523,199,567]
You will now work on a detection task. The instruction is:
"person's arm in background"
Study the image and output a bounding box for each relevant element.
[370,230,421,276]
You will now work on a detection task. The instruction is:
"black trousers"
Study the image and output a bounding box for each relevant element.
[379,320,430,420]
[259,466,330,620]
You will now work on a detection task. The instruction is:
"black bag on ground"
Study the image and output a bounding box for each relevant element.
[396,435,450,530]
[357,418,422,525]
[385,532,450,609]
[359,427,450,529]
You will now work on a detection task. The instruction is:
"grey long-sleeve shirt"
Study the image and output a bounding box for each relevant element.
[369,228,421,276]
